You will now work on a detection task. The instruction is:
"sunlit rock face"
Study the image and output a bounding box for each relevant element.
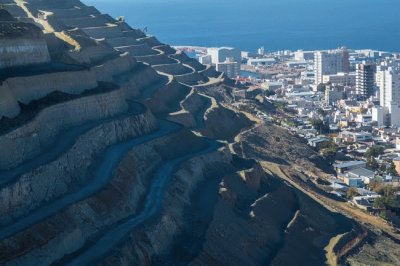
[0,1,365,265]
[0,9,50,69]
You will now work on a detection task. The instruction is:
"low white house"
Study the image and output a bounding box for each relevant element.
[247,58,276,66]
[308,136,330,148]
[352,194,380,211]
[338,131,373,143]
[334,161,366,174]
[344,176,363,187]
[346,167,375,185]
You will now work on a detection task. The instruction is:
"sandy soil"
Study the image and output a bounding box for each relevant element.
[230,111,400,266]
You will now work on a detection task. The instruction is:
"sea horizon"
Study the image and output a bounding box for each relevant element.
[83,0,400,53]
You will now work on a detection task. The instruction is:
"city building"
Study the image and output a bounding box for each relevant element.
[204,47,241,78]
[241,51,250,59]
[378,67,400,107]
[294,50,315,61]
[343,176,363,187]
[216,57,240,78]
[247,58,276,67]
[334,161,366,174]
[338,131,373,143]
[352,195,380,211]
[322,72,356,86]
[258,46,265,56]
[199,54,212,65]
[314,48,349,85]
[372,106,387,127]
[355,114,373,124]
[261,80,284,91]
[206,47,241,64]
[375,66,400,127]
[308,136,330,148]
[356,63,376,99]
[286,61,308,68]
[325,85,345,105]
[347,167,375,185]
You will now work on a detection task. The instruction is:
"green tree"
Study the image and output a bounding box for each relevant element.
[317,108,327,117]
[374,184,396,197]
[264,90,276,97]
[367,157,379,170]
[310,119,329,134]
[319,141,338,161]
[374,197,385,209]
[365,146,385,160]
[321,149,337,161]
[275,102,286,112]
[319,141,337,151]
[373,184,400,210]
[317,83,327,92]
[379,210,388,220]
[386,162,397,176]
[343,141,355,146]
[373,195,399,209]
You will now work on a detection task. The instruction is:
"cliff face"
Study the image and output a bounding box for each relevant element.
[0,10,50,69]
[0,1,362,265]
[0,110,157,226]
[0,38,51,69]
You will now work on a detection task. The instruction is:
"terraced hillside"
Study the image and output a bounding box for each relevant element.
[0,1,365,265]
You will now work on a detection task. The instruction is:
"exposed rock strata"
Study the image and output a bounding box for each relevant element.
[0,1,367,265]
[0,110,157,226]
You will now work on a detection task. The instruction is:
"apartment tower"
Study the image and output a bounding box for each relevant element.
[356,63,376,99]
[314,47,349,85]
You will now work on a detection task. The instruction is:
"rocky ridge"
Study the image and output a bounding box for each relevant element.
[0,1,366,265]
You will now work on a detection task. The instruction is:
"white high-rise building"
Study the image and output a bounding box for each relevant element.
[205,47,241,77]
[376,66,400,127]
[372,106,386,127]
[378,67,400,109]
[314,48,349,85]
[294,50,315,61]
[258,46,265,56]
[376,61,398,90]
[206,47,241,64]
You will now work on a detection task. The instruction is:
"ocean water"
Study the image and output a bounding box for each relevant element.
[83,0,400,52]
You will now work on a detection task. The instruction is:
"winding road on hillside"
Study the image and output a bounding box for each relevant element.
[0,118,182,241]
[66,139,222,266]
[0,102,147,188]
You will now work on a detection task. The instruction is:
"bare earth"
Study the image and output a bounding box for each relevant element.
[234,118,400,266]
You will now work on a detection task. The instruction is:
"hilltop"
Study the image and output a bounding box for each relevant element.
[0,1,397,265]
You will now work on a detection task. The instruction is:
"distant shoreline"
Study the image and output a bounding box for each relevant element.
[173,45,400,54]
[83,0,400,53]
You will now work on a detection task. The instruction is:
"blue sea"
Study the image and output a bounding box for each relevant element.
[83,0,400,53]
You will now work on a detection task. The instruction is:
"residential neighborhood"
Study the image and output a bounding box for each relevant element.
[213,46,400,226]
[180,44,400,229]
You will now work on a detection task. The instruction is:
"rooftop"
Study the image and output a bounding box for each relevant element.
[308,136,329,142]
[248,58,276,62]
[334,160,366,169]
[207,47,237,51]
[348,167,375,178]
